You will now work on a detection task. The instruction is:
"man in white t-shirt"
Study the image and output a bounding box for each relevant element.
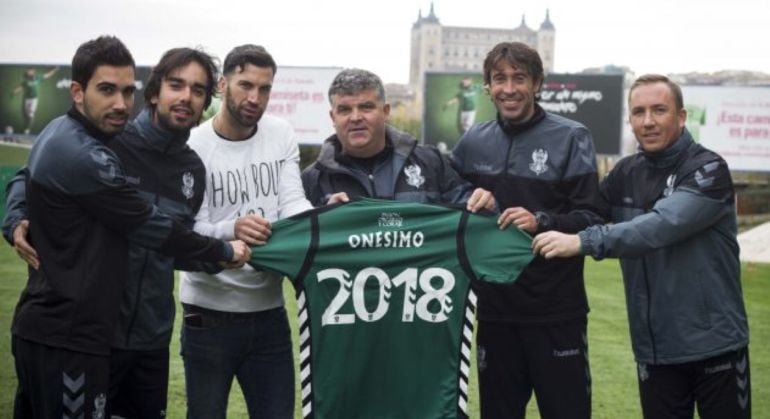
[179,44,311,419]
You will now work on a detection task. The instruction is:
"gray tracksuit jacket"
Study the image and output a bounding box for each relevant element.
[579,129,749,365]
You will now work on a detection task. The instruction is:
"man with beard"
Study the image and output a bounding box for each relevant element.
[179,44,312,418]
[5,46,245,418]
[2,37,249,419]
[101,46,226,419]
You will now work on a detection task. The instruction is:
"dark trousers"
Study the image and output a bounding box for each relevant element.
[108,347,169,419]
[180,305,295,419]
[12,336,110,419]
[638,346,751,419]
[477,318,591,419]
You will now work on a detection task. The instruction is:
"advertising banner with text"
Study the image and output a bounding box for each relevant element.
[0,64,341,144]
[682,86,770,172]
[423,72,623,155]
[267,66,341,144]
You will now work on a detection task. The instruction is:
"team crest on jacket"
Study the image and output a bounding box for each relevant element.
[529,148,549,175]
[404,164,425,188]
[182,171,195,199]
[663,174,676,197]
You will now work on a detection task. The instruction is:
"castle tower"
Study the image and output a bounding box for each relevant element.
[538,9,556,73]
[410,2,443,89]
[409,5,555,93]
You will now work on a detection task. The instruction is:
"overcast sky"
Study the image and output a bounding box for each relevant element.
[2,0,769,84]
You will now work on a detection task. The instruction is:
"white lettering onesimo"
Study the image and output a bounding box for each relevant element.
[348,231,425,248]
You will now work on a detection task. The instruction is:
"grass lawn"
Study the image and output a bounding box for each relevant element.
[0,245,768,418]
[0,143,30,167]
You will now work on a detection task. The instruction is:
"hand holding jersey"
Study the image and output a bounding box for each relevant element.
[234,214,272,245]
[466,187,496,213]
[531,230,582,258]
[497,206,538,233]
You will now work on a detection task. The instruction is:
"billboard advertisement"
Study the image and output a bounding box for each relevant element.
[267,66,341,145]
[1,64,340,144]
[0,64,150,138]
[681,86,770,172]
[423,72,624,155]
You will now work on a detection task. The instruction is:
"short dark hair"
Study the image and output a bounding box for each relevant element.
[71,35,135,89]
[629,74,684,110]
[144,47,219,110]
[482,42,543,89]
[222,44,277,76]
[328,68,385,103]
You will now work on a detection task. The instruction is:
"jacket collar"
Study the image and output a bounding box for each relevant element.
[131,108,191,153]
[317,125,417,172]
[496,103,546,137]
[641,128,694,169]
[67,106,116,143]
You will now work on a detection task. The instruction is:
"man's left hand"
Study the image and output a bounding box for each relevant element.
[466,188,496,213]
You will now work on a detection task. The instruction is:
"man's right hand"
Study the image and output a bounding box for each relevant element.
[326,192,350,205]
[13,220,39,270]
[223,239,252,269]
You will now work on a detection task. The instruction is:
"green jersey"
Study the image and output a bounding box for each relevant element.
[248,198,534,419]
[456,84,481,111]
[22,76,42,99]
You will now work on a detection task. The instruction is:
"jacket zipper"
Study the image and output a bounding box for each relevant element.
[503,136,515,176]
[641,256,657,364]
[367,173,378,197]
[124,193,158,347]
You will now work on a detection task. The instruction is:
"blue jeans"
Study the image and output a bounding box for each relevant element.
[180,305,294,419]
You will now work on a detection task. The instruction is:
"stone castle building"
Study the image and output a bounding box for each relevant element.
[409,3,555,90]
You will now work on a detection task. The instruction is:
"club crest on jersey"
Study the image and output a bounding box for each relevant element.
[378,212,403,227]
[663,174,676,197]
[182,171,195,199]
[529,148,549,175]
[404,164,425,188]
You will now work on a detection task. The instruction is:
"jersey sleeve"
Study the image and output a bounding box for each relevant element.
[461,212,534,284]
[247,212,315,279]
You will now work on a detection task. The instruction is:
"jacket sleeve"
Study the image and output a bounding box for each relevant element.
[172,199,225,274]
[277,133,313,218]
[579,159,733,259]
[2,167,29,245]
[70,149,232,263]
[430,147,475,205]
[301,164,325,207]
[544,128,608,233]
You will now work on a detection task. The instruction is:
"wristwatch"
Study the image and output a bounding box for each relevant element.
[534,211,551,232]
